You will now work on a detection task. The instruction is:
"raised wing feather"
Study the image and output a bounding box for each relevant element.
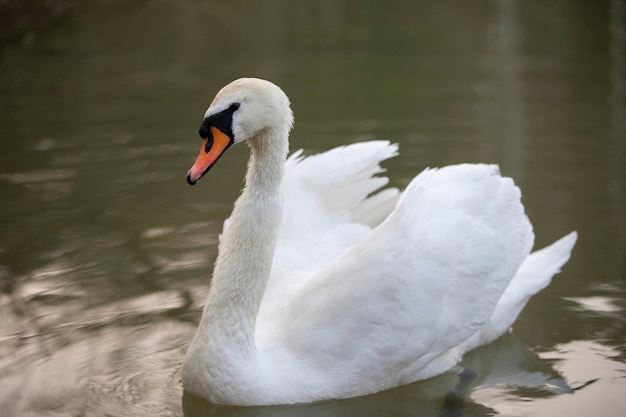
[255,141,400,342]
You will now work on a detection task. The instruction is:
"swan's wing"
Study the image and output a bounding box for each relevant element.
[255,141,401,332]
[276,164,534,387]
[220,140,399,260]
[282,141,400,228]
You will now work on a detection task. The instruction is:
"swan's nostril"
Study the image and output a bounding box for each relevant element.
[199,122,214,150]
[204,134,214,153]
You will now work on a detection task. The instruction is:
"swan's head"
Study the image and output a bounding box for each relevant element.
[186,78,293,185]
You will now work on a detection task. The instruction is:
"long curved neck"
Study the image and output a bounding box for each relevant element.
[198,127,288,358]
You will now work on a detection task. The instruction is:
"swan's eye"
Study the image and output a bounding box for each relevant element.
[229,103,241,112]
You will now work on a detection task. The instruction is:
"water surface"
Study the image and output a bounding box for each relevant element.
[0,1,624,416]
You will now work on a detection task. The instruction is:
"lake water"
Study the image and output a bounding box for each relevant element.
[0,1,624,416]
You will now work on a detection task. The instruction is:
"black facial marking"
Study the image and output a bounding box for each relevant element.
[199,124,210,139]
[198,102,241,141]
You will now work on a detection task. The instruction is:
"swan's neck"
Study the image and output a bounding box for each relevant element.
[196,128,288,360]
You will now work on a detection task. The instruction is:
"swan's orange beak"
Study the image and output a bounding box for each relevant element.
[186,127,233,185]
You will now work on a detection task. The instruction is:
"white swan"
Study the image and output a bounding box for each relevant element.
[181,78,577,406]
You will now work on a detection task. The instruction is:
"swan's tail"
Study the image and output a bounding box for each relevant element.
[508,231,578,297]
[464,231,578,351]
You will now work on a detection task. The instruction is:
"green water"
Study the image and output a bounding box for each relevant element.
[0,1,624,416]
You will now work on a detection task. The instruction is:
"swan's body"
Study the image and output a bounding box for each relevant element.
[181,78,577,406]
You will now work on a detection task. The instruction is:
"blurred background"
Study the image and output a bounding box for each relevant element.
[0,1,624,416]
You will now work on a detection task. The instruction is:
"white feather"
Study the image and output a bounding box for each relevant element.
[181,78,578,406]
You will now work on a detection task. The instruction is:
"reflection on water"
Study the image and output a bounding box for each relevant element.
[0,1,624,416]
